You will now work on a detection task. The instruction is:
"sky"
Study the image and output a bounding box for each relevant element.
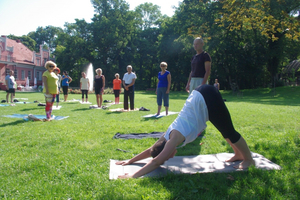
[0,0,182,37]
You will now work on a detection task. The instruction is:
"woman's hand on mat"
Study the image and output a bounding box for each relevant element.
[118,173,132,179]
[115,161,131,166]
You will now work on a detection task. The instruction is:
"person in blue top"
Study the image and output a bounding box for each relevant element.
[61,71,72,102]
[156,62,171,116]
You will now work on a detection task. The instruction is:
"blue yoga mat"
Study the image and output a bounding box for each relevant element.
[3,114,69,121]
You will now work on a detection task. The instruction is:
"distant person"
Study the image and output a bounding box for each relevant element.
[5,70,16,103]
[42,61,59,121]
[186,37,211,93]
[117,85,255,179]
[80,72,90,103]
[61,71,72,102]
[113,73,122,104]
[122,65,137,110]
[53,67,61,107]
[156,62,171,116]
[214,79,220,90]
[94,68,105,108]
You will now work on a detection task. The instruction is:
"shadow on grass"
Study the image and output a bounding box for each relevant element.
[72,108,91,111]
[20,107,44,111]
[221,86,300,106]
[0,119,26,127]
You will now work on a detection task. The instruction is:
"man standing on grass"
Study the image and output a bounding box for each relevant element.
[5,70,16,103]
[186,37,211,93]
[123,65,137,110]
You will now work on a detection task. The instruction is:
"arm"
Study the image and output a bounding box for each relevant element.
[68,76,72,84]
[5,79,9,90]
[166,73,171,94]
[118,130,184,179]
[88,79,90,90]
[201,61,211,85]
[42,76,49,94]
[185,72,192,93]
[123,80,128,90]
[80,82,82,90]
[116,148,151,166]
[128,78,135,87]
[102,76,105,90]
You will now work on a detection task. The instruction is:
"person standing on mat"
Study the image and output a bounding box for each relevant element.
[122,65,137,110]
[53,67,61,108]
[61,71,72,102]
[156,62,171,116]
[80,72,90,103]
[5,70,16,103]
[186,37,211,94]
[94,68,105,108]
[42,61,59,121]
[116,84,255,179]
[113,73,122,104]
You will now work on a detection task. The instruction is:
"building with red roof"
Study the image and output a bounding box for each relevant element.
[0,35,53,90]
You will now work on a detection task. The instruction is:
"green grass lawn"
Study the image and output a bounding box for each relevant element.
[0,86,299,199]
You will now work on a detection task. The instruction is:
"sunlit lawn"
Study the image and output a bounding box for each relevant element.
[0,86,299,199]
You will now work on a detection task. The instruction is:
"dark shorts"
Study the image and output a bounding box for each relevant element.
[95,87,103,95]
[114,90,120,97]
[62,86,69,95]
[6,88,15,94]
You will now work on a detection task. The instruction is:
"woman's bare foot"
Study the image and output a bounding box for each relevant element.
[233,160,255,169]
[225,155,243,162]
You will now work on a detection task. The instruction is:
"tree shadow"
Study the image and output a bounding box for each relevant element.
[0,119,26,127]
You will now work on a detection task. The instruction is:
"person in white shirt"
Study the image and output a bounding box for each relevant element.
[122,65,137,110]
[80,72,90,102]
[116,84,255,179]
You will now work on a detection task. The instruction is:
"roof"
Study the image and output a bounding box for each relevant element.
[6,38,35,65]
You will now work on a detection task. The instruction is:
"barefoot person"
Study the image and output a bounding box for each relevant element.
[117,84,255,179]
[113,73,122,104]
[156,62,171,116]
[80,72,90,103]
[61,71,72,102]
[94,68,105,108]
[42,61,59,121]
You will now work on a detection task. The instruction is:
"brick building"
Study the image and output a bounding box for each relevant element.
[0,35,53,90]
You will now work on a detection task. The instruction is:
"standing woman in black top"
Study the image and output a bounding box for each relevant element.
[94,68,105,108]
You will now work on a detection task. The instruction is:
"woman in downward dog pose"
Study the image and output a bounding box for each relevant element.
[117,84,255,179]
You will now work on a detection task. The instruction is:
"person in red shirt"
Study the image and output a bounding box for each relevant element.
[113,73,122,104]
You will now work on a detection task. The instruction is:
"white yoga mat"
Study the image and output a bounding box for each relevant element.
[52,106,62,110]
[67,99,80,102]
[109,108,139,112]
[79,101,92,104]
[142,111,179,118]
[109,152,281,179]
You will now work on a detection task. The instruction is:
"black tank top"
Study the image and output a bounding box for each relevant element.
[95,75,103,89]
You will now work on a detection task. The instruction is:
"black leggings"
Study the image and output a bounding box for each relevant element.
[114,90,120,98]
[81,90,88,99]
[196,85,241,143]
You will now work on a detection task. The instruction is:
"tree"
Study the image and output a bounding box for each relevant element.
[7,35,36,51]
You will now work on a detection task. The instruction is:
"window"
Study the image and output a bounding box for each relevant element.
[28,71,31,80]
[7,55,11,62]
[44,58,47,65]
[37,59,40,66]
[36,71,40,81]
[14,69,18,80]
[21,70,25,80]
[5,68,10,75]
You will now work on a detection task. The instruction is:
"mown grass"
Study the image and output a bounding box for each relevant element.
[0,86,299,199]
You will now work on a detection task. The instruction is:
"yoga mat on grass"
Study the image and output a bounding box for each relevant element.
[52,106,62,110]
[113,132,164,139]
[2,114,69,121]
[79,101,92,104]
[142,111,179,118]
[0,104,15,107]
[109,108,139,112]
[109,152,281,180]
